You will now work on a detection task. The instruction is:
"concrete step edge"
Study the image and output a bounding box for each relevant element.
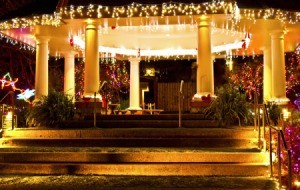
[3,128,257,139]
[0,163,269,176]
[0,152,268,163]
[0,138,258,148]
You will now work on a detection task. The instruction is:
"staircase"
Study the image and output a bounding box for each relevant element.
[0,116,277,189]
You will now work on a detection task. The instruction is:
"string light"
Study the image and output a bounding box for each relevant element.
[72,34,249,58]
[0,13,61,31]
[1,73,21,91]
[228,62,263,100]
[75,59,85,100]
[0,72,35,103]
[100,60,130,103]
[240,8,300,24]
[0,1,299,33]
[281,124,300,186]
[0,1,299,59]
[0,32,35,52]
[57,1,237,20]
[17,89,35,102]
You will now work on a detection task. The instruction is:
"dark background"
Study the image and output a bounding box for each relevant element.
[1,0,300,21]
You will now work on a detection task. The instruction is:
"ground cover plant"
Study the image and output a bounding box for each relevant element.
[26,90,74,128]
[204,84,253,127]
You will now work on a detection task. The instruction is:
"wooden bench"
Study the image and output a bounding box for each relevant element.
[108,103,120,115]
[143,109,164,115]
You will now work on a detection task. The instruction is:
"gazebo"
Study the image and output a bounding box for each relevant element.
[1,0,300,110]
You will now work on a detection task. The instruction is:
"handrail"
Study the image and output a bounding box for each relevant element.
[255,103,293,189]
[0,91,13,103]
[178,80,184,128]
[269,125,293,190]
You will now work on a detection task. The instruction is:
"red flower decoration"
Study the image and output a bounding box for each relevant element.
[69,37,74,46]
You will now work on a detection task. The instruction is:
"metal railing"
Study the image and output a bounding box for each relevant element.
[178,80,184,128]
[0,91,16,130]
[254,103,293,189]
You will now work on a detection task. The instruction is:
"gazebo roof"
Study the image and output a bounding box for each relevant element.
[0,0,300,59]
[1,0,299,20]
[62,0,300,11]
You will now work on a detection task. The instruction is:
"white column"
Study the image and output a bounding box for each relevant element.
[196,17,214,98]
[127,57,142,110]
[270,31,289,104]
[263,45,272,102]
[35,36,49,100]
[63,51,76,101]
[84,21,99,97]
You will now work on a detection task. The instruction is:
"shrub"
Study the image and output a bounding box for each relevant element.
[205,84,253,127]
[26,90,74,128]
[266,102,281,126]
[120,98,129,110]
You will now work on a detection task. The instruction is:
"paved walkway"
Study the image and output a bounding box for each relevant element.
[0,175,277,190]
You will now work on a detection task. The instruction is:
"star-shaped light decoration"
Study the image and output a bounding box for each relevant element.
[1,72,21,91]
[17,89,35,103]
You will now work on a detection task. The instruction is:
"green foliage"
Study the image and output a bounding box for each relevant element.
[205,84,253,127]
[14,100,30,128]
[266,102,281,126]
[26,90,74,128]
[49,58,64,92]
[290,109,300,125]
[120,98,129,110]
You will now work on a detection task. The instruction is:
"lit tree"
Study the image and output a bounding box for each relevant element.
[100,60,130,104]
[229,62,263,100]
[285,51,300,103]
[75,59,84,100]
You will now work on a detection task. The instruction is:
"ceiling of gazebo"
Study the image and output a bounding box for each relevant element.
[1,1,300,59]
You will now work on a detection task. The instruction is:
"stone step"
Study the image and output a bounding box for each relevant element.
[68,114,220,128]
[0,162,269,176]
[0,175,278,190]
[3,128,257,139]
[91,113,207,120]
[0,151,267,163]
[0,137,257,148]
[95,120,218,128]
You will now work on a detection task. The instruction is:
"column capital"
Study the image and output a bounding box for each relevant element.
[85,19,97,29]
[128,57,141,63]
[269,30,286,39]
[196,16,211,27]
[262,45,271,51]
[35,35,50,44]
[61,51,77,58]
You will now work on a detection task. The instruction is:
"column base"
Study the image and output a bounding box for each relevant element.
[127,107,142,111]
[268,97,289,105]
[82,93,102,102]
[191,93,215,114]
[193,92,216,102]
[83,93,102,98]
[126,107,142,115]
